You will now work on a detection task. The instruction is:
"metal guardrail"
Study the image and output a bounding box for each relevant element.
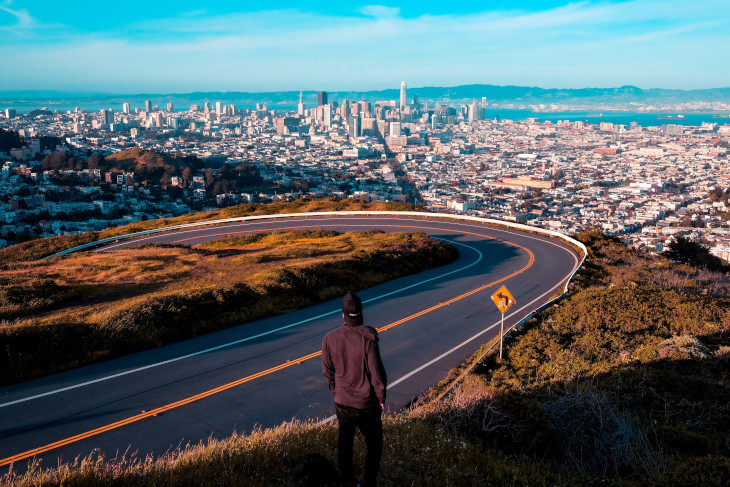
[47,211,588,406]
[46,210,587,343]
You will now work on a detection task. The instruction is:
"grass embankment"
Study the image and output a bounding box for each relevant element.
[415,231,730,485]
[6,231,730,487]
[0,229,457,385]
[0,198,418,265]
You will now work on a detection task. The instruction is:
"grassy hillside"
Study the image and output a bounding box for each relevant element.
[6,231,729,486]
[423,231,730,484]
[0,229,457,385]
[0,198,419,265]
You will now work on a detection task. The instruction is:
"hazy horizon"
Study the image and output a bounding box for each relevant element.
[2,83,730,101]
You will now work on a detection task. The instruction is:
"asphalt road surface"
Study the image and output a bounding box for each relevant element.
[0,215,580,470]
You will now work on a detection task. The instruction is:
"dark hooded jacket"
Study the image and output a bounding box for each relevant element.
[322,322,387,409]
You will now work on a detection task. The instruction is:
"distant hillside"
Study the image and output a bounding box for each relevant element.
[105,147,199,172]
[4,84,730,110]
[330,84,730,105]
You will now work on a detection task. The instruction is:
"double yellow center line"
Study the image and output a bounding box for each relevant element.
[1,226,534,467]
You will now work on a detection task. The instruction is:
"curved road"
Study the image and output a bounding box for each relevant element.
[0,215,580,469]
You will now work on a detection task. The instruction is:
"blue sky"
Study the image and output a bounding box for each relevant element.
[1,0,728,93]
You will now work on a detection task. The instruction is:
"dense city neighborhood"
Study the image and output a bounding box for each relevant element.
[1,90,729,261]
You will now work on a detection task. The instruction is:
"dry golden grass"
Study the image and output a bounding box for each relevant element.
[0,230,458,385]
[3,230,416,327]
[3,416,572,487]
[0,198,419,265]
[96,197,417,241]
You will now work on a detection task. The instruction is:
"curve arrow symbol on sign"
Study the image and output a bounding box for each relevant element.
[491,285,516,313]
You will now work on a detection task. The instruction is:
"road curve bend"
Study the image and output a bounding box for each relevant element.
[0,212,584,469]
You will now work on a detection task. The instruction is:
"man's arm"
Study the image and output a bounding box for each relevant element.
[321,337,336,394]
[367,340,387,407]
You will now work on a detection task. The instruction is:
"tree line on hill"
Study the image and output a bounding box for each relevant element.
[5,133,264,198]
[0,127,65,154]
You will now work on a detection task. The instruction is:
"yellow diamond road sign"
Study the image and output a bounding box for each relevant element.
[491,285,516,314]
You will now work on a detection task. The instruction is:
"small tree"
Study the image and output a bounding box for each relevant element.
[665,235,726,272]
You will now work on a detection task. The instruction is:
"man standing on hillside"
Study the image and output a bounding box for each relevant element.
[322,291,387,487]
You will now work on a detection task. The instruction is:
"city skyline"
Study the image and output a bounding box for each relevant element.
[1,0,729,93]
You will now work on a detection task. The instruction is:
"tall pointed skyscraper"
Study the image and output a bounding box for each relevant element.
[400,81,407,109]
[298,91,305,116]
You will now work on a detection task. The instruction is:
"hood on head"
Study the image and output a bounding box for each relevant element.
[342,291,363,327]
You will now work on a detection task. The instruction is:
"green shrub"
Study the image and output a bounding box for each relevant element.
[647,456,730,487]
[542,387,663,477]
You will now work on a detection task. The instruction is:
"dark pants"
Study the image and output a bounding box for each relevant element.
[335,402,383,487]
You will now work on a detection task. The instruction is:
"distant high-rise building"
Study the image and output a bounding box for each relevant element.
[145,100,152,112]
[122,102,131,114]
[102,108,114,125]
[229,104,236,116]
[318,91,328,107]
[298,91,305,116]
[390,121,401,137]
[4,108,16,119]
[215,101,223,116]
[349,116,361,137]
[481,97,487,109]
[358,100,370,115]
[323,104,332,127]
[155,112,163,128]
[204,101,210,113]
[400,81,407,109]
[167,102,174,112]
[468,101,480,123]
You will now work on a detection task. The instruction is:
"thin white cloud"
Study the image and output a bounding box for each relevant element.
[358,5,401,19]
[0,0,35,31]
[129,9,340,35]
[0,0,728,91]
[181,9,208,17]
[0,0,71,39]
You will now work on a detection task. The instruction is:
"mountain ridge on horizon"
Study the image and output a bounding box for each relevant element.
[3,84,730,105]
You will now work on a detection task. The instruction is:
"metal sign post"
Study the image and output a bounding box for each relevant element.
[500,310,505,360]
[491,285,516,361]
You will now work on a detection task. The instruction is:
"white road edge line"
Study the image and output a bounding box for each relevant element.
[318,251,579,426]
[0,238,483,409]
